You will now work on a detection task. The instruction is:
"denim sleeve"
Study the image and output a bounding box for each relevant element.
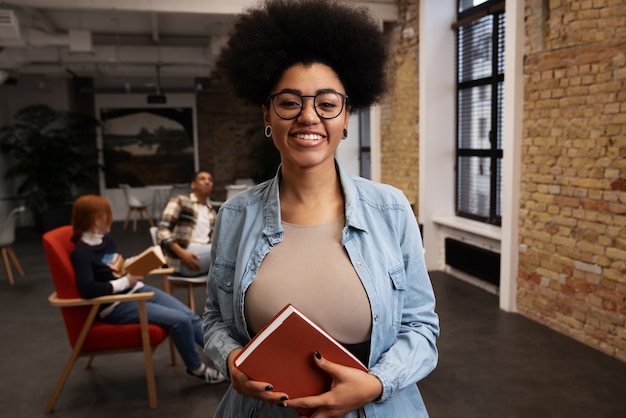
[201,211,245,378]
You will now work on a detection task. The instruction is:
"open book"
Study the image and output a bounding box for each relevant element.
[124,245,166,276]
[235,304,368,415]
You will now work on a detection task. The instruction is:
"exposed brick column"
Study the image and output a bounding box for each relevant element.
[519,0,626,361]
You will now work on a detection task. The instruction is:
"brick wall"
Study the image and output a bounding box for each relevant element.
[380,0,420,209]
[195,78,276,201]
[381,0,625,361]
[519,0,626,361]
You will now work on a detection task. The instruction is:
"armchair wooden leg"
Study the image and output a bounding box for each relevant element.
[133,209,139,232]
[143,208,155,227]
[161,274,171,294]
[1,247,15,285]
[169,337,177,366]
[84,355,95,369]
[123,209,132,230]
[7,247,24,277]
[45,348,81,413]
[160,273,177,366]
[45,304,100,414]
[138,300,158,409]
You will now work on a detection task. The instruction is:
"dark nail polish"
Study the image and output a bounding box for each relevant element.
[265,385,273,391]
[314,351,322,360]
[280,396,288,401]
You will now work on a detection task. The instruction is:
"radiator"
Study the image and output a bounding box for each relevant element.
[444,238,500,286]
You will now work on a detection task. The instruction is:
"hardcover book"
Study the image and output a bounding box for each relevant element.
[234,303,368,415]
[124,245,166,276]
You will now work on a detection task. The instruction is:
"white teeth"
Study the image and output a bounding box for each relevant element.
[295,133,323,140]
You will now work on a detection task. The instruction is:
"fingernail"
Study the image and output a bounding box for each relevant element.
[280,396,288,401]
[280,402,287,408]
[314,351,322,360]
[265,385,273,391]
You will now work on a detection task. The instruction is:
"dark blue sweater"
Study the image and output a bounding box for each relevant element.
[71,234,128,300]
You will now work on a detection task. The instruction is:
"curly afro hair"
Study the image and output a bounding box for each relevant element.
[213,0,388,110]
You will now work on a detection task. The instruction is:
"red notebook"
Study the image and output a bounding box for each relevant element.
[234,303,368,415]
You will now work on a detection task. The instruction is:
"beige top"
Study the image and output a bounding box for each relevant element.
[245,217,372,344]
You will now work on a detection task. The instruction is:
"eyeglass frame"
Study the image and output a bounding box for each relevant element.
[266,89,349,120]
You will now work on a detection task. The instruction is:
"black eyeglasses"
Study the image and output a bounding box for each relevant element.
[267,90,349,120]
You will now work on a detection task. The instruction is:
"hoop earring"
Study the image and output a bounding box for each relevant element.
[264,125,272,138]
[342,128,348,139]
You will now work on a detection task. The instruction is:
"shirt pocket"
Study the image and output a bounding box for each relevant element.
[388,265,407,327]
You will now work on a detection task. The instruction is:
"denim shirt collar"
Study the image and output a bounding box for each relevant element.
[338,163,368,234]
[260,160,369,242]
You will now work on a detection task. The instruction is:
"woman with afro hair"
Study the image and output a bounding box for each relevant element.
[202,1,439,417]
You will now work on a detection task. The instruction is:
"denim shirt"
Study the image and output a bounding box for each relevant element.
[203,163,439,418]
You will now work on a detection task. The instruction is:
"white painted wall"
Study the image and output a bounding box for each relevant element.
[418,0,524,312]
[418,0,457,268]
[335,113,362,177]
[499,0,525,312]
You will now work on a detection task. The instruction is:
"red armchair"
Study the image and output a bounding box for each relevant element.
[42,225,171,413]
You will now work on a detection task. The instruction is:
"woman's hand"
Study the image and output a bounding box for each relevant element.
[227,348,290,407]
[126,273,144,287]
[285,352,382,418]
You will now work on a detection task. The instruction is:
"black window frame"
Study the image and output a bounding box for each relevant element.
[454,0,505,226]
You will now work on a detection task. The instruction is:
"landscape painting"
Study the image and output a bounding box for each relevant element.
[100,107,195,188]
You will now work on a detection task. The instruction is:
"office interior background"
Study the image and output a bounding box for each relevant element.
[0,0,624,379]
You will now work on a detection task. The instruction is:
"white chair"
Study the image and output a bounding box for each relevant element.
[119,184,155,232]
[235,178,255,187]
[149,226,207,313]
[225,178,255,200]
[169,183,191,199]
[225,184,251,200]
[0,206,26,285]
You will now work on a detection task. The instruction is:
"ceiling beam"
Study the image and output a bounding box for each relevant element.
[0,0,397,21]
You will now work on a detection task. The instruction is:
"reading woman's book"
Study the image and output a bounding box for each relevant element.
[124,245,166,276]
[234,303,367,414]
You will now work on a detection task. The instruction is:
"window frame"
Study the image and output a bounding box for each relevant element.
[454,0,505,226]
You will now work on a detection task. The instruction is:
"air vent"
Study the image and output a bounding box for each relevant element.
[0,10,21,40]
[445,238,500,286]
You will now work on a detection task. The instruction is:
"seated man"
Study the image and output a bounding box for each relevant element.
[157,171,216,276]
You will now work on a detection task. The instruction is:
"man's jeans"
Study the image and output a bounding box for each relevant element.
[104,285,204,370]
[179,243,212,277]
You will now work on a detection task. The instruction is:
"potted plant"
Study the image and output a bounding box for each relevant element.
[0,104,101,231]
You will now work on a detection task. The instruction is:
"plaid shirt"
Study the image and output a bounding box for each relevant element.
[156,193,216,271]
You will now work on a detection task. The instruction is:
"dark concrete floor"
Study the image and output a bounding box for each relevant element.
[1,221,625,418]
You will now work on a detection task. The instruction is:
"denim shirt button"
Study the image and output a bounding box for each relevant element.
[374,314,379,321]
[356,261,362,267]
[251,264,257,271]
[225,281,232,287]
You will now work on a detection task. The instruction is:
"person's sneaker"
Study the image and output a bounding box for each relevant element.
[187,365,226,384]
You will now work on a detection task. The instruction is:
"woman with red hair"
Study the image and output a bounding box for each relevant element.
[70,195,225,384]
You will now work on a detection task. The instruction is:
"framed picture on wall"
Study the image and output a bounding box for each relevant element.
[100,107,195,188]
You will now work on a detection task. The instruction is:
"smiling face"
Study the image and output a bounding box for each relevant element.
[263,62,350,172]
